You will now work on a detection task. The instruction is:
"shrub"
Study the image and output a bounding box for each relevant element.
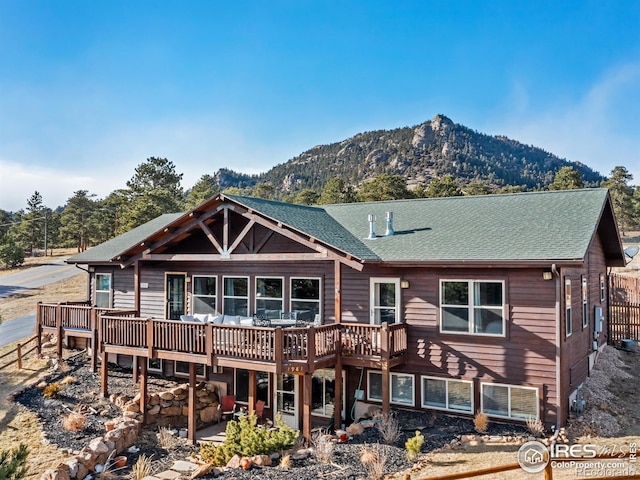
[525,417,545,437]
[199,413,299,466]
[375,411,402,445]
[62,411,87,432]
[43,382,62,399]
[359,443,387,480]
[60,375,75,385]
[0,240,25,269]
[279,454,292,469]
[405,430,425,461]
[131,454,153,480]
[0,443,29,479]
[473,412,489,433]
[157,427,177,449]
[311,428,334,464]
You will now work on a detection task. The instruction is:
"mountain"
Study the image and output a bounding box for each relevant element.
[214,115,604,195]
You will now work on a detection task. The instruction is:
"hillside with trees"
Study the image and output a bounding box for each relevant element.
[0,115,638,267]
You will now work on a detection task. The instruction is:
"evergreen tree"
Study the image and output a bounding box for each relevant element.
[9,192,47,255]
[549,166,583,190]
[251,183,275,199]
[602,166,634,234]
[58,190,97,252]
[119,157,184,232]
[318,178,355,204]
[464,180,493,196]
[291,189,320,205]
[421,175,463,198]
[0,443,28,479]
[356,174,412,202]
[186,174,220,209]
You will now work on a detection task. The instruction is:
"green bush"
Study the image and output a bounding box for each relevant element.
[0,444,29,479]
[200,413,299,466]
[0,239,24,269]
[405,430,425,462]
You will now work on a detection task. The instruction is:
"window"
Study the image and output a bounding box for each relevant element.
[312,369,337,417]
[147,358,163,373]
[367,371,382,401]
[291,278,321,321]
[600,273,606,303]
[193,276,217,314]
[256,277,283,319]
[481,383,539,420]
[370,278,401,324]
[440,280,505,335]
[582,276,588,329]
[95,273,111,308]
[223,277,249,316]
[565,278,572,337]
[391,373,414,406]
[174,361,205,379]
[422,376,473,413]
[235,369,270,407]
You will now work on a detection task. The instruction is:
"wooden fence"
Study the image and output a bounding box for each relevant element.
[609,273,640,342]
[0,335,40,371]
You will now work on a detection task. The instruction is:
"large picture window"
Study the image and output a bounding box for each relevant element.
[95,273,111,308]
[440,280,505,335]
[223,277,249,316]
[193,276,217,314]
[256,277,284,319]
[422,376,473,413]
[481,383,539,420]
[235,369,270,407]
[291,278,321,321]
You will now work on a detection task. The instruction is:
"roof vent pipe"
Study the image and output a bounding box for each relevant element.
[367,214,377,240]
[385,211,394,236]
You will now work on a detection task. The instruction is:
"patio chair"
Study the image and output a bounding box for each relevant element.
[252,314,271,327]
[220,395,236,421]
[254,399,265,420]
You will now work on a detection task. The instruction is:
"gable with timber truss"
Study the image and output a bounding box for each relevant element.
[116,196,365,271]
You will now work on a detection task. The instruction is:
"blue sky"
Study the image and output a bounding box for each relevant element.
[1,1,639,211]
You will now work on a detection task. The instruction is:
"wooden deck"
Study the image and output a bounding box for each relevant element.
[37,303,408,374]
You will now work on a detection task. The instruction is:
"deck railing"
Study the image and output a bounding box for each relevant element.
[37,303,408,370]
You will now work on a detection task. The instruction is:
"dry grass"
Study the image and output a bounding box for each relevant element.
[473,412,488,433]
[311,428,335,464]
[375,411,402,445]
[359,443,388,480]
[131,454,154,479]
[157,427,177,449]
[525,416,545,437]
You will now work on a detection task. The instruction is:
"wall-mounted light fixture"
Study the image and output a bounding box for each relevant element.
[400,280,410,289]
[542,270,553,280]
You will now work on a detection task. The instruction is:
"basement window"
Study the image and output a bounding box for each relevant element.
[422,376,473,413]
[481,383,539,420]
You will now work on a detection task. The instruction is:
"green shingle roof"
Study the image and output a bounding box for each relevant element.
[66,213,183,263]
[68,189,621,265]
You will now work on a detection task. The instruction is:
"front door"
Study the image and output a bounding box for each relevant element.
[166,273,186,320]
[275,373,298,429]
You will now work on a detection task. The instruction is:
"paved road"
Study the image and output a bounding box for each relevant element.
[0,258,79,347]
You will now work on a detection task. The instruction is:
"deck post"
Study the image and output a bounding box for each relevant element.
[188,363,197,445]
[248,369,257,415]
[101,351,109,397]
[274,328,283,374]
[56,303,63,359]
[139,358,148,425]
[132,356,139,383]
[334,356,343,431]
[381,322,390,415]
[334,260,342,323]
[36,302,42,356]
[302,372,312,442]
[307,327,316,372]
[90,308,98,372]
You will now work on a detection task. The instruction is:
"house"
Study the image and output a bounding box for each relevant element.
[37,188,625,443]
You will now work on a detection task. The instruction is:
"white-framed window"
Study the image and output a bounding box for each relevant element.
[256,277,284,319]
[291,277,321,322]
[582,276,588,329]
[95,273,112,308]
[147,358,163,373]
[440,280,505,335]
[481,383,539,420]
[370,278,401,324]
[565,277,572,337]
[600,273,606,303]
[366,371,415,406]
[174,361,206,379]
[311,368,345,418]
[391,372,414,406]
[421,376,473,413]
[193,275,217,315]
[367,371,383,401]
[234,368,270,407]
[223,276,249,316]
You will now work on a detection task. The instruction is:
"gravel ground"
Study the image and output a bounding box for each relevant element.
[15,353,528,479]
